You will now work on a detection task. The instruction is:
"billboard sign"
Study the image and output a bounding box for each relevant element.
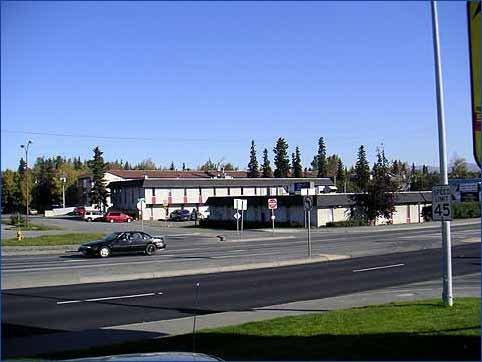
[468,1,481,166]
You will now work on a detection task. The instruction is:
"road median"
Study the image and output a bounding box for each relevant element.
[2,253,350,289]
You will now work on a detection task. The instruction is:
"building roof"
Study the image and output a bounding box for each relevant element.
[107,169,248,179]
[78,170,249,180]
[109,177,334,189]
[205,191,432,208]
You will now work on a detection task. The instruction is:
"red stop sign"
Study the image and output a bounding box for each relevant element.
[268,198,277,210]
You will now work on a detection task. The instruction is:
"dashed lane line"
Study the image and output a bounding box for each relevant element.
[57,292,163,305]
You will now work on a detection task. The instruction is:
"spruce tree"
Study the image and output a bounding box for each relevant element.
[352,146,395,224]
[261,148,273,178]
[317,137,327,177]
[88,147,109,211]
[273,138,290,178]
[169,162,175,171]
[336,159,345,187]
[292,146,303,178]
[247,140,260,178]
[354,145,370,192]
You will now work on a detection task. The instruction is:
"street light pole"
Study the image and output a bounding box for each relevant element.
[60,174,67,208]
[20,140,32,228]
[430,1,453,307]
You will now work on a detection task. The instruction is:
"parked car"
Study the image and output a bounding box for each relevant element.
[78,231,166,257]
[29,208,38,215]
[83,210,104,222]
[103,211,133,223]
[73,206,86,217]
[170,209,191,221]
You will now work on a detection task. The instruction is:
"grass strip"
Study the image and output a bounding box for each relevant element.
[39,297,480,361]
[2,233,105,246]
[1,219,62,231]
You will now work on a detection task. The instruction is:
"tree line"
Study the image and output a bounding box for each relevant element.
[2,139,478,215]
[246,137,478,192]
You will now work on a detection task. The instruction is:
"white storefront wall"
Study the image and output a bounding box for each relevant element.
[209,203,429,227]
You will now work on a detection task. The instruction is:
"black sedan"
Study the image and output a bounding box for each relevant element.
[78,232,166,258]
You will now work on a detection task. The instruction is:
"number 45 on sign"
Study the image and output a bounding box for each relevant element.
[432,185,452,221]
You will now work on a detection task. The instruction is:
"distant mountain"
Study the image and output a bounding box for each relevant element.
[466,162,480,172]
[415,162,479,173]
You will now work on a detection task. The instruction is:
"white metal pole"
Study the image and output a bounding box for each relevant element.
[62,181,66,208]
[241,209,244,233]
[271,209,275,235]
[236,208,239,235]
[307,210,312,258]
[431,0,453,307]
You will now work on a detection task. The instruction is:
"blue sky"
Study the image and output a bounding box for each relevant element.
[1,1,475,171]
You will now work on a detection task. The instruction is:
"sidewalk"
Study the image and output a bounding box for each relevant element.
[4,273,479,358]
[258,218,481,234]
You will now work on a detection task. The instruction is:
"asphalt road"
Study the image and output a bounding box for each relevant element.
[3,242,479,337]
[2,222,480,289]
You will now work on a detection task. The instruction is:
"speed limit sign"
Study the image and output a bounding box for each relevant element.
[432,185,452,221]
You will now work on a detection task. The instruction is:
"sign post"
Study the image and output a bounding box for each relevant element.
[304,196,313,258]
[467,0,482,315]
[268,198,277,235]
[431,0,453,306]
[137,198,146,232]
[234,199,247,235]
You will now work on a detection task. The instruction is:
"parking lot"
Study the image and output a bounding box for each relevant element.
[1,214,205,241]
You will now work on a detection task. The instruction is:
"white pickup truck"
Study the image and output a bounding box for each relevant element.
[83,210,104,222]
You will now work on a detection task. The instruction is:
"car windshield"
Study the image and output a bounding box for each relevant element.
[103,233,121,242]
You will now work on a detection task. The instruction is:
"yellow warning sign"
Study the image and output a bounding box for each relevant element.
[468,1,481,166]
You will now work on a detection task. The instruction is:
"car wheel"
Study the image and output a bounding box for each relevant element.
[127,218,131,223]
[99,247,110,258]
[87,218,92,222]
[145,244,156,256]
[109,219,114,223]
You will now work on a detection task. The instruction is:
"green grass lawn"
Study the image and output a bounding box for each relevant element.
[2,233,105,246]
[41,298,481,361]
[1,219,61,231]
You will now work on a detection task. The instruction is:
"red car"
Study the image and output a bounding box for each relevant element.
[103,212,133,223]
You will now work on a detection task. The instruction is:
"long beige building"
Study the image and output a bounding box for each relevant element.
[109,177,334,220]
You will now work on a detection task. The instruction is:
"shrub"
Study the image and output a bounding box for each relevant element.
[326,219,368,228]
[452,202,480,219]
[9,214,25,226]
[422,202,480,220]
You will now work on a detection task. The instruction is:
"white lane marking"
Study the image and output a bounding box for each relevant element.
[213,251,286,259]
[56,300,82,305]
[353,263,405,273]
[57,292,162,305]
[165,233,200,237]
[63,259,90,262]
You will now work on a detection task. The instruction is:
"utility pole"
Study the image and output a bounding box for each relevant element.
[430,0,453,307]
[20,140,32,228]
